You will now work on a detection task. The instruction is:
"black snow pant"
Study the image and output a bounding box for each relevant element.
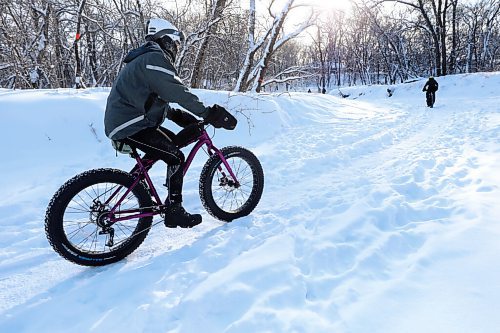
[426,90,436,107]
[123,126,185,204]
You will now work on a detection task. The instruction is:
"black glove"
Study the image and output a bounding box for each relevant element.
[205,104,237,130]
[166,108,199,128]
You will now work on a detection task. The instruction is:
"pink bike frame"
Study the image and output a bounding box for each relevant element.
[104,128,239,224]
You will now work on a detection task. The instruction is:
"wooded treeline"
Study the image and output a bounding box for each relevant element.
[1,0,499,91]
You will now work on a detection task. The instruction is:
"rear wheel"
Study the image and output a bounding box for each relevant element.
[45,169,153,266]
[200,146,264,222]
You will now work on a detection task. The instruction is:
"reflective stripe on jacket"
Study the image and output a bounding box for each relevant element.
[104,42,208,140]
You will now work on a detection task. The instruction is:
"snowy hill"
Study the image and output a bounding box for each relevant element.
[1,72,499,332]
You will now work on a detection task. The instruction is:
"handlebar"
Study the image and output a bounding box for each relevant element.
[195,117,237,131]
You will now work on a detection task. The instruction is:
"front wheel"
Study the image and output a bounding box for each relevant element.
[45,168,153,266]
[200,146,264,222]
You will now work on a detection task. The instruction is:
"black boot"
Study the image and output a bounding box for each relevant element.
[164,202,202,228]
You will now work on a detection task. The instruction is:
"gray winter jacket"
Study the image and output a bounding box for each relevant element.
[104,42,209,140]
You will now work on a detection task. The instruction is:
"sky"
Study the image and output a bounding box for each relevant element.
[0,71,499,332]
[271,0,353,43]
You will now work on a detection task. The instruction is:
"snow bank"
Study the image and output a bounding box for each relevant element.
[335,72,500,102]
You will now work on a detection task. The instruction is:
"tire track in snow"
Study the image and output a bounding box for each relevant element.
[223,101,488,329]
[141,102,452,331]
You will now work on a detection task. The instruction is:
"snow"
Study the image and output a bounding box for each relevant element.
[1,72,499,332]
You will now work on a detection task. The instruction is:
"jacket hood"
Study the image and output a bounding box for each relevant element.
[123,41,163,63]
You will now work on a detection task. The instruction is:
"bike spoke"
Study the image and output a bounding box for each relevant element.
[63,220,94,226]
[75,228,97,247]
[62,180,147,256]
[210,155,255,213]
[88,183,119,202]
[115,222,135,238]
[70,194,92,212]
[91,229,99,252]
[238,190,247,206]
[65,207,90,213]
[66,225,86,239]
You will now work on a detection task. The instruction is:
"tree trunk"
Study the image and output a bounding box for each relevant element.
[449,0,458,73]
[74,0,86,88]
[253,0,308,92]
[190,0,226,88]
[234,0,258,92]
[86,23,99,86]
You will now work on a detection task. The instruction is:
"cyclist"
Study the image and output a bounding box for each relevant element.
[104,18,236,228]
[422,76,439,108]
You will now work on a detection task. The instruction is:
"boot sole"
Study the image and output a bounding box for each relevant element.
[164,224,195,228]
[164,220,202,229]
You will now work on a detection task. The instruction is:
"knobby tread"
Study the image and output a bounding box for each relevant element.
[45,168,153,266]
[199,146,264,222]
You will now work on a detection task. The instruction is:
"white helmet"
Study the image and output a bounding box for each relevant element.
[145,18,184,43]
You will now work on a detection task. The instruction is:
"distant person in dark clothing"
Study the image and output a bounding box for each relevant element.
[422,76,438,108]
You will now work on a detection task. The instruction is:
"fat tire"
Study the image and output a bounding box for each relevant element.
[45,168,153,266]
[200,146,264,222]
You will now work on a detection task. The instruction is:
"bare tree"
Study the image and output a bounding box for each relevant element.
[1,0,499,89]
[190,0,227,88]
[73,0,87,88]
[378,0,454,76]
[233,0,269,92]
[250,0,316,92]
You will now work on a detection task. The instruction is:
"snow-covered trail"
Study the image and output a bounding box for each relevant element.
[1,76,499,332]
[248,97,499,332]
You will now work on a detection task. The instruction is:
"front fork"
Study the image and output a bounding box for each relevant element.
[183,137,240,188]
[212,148,240,188]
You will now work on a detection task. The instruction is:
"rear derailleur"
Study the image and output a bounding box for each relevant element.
[91,200,115,247]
